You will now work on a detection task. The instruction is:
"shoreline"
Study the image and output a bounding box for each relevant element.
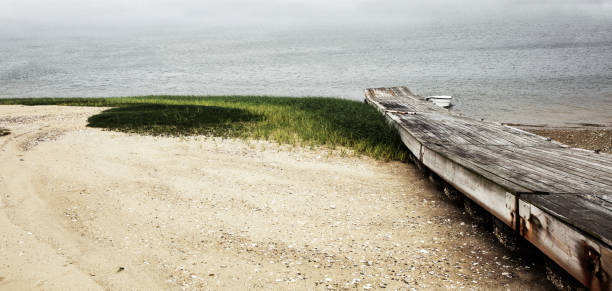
[0,102,608,289]
[0,105,555,290]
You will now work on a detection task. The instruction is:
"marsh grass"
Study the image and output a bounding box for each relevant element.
[0,96,408,161]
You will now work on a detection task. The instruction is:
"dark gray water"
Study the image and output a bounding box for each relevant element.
[1,16,611,126]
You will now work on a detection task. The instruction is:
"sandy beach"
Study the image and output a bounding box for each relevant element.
[0,105,555,290]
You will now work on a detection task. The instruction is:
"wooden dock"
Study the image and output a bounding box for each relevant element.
[365,86,612,290]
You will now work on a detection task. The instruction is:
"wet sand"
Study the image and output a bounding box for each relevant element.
[0,105,554,290]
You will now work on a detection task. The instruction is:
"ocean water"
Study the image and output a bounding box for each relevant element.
[1,16,611,126]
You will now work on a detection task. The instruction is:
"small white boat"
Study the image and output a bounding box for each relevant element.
[425,95,452,108]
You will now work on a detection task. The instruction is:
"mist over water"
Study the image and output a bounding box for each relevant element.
[1,12,611,126]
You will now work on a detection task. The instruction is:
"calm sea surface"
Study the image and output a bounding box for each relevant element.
[1,16,611,126]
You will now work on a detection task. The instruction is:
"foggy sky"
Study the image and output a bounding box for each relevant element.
[2,0,611,31]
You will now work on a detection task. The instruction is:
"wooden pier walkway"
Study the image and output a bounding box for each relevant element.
[365,86,612,290]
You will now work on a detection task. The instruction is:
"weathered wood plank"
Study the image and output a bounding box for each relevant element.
[366,86,612,196]
[365,86,612,289]
[421,144,520,227]
[519,199,612,289]
[385,113,423,155]
[427,144,579,194]
[396,113,563,147]
[521,194,612,246]
[527,146,612,173]
[506,147,612,188]
[485,146,612,194]
[365,88,444,113]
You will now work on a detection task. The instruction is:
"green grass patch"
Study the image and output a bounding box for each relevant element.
[0,96,408,161]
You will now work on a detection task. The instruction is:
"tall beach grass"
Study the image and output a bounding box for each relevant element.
[0,96,408,161]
